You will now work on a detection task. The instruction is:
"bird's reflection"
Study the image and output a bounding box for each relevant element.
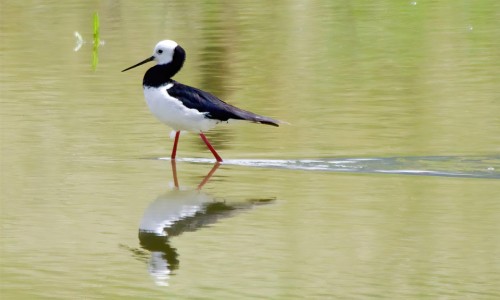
[135,160,274,286]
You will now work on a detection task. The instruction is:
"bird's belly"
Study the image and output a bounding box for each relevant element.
[143,87,217,132]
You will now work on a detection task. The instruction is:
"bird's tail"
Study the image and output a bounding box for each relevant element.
[236,110,282,127]
[253,116,281,127]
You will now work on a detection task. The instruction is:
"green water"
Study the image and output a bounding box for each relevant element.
[1,1,499,299]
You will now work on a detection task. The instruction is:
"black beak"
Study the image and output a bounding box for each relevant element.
[121,56,155,72]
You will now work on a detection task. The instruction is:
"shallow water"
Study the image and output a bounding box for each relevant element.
[1,1,500,299]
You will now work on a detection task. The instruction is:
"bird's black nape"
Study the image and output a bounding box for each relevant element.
[170,46,186,76]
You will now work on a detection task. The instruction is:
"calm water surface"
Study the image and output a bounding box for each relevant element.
[1,1,499,299]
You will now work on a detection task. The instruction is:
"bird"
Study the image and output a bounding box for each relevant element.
[122,40,280,162]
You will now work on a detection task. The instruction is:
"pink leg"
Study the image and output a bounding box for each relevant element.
[199,133,223,162]
[171,131,180,160]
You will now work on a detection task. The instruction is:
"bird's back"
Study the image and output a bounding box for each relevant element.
[167,81,280,127]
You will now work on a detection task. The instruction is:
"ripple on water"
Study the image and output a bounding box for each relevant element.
[158,155,500,179]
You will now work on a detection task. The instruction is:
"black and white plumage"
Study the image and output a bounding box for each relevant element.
[122,40,280,162]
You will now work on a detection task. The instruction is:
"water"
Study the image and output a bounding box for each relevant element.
[1,1,500,299]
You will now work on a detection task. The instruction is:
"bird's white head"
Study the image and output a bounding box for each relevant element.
[122,39,185,73]
[152,40,179,65]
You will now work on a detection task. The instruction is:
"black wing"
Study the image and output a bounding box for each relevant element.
[167,81,280,127]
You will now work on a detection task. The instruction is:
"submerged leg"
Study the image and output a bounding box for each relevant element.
[170,159,179,189]
[197,162,221,190]
[171,131,180,160]
[199,133,223,162]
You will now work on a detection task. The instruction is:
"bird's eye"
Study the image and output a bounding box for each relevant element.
[157,49,163,54]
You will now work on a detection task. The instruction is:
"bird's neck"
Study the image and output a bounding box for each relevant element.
[143,61,184,88]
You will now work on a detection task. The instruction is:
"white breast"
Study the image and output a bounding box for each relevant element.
[143,85,218,132]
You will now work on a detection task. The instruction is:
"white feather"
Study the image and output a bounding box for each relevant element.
[143,85,218,132]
